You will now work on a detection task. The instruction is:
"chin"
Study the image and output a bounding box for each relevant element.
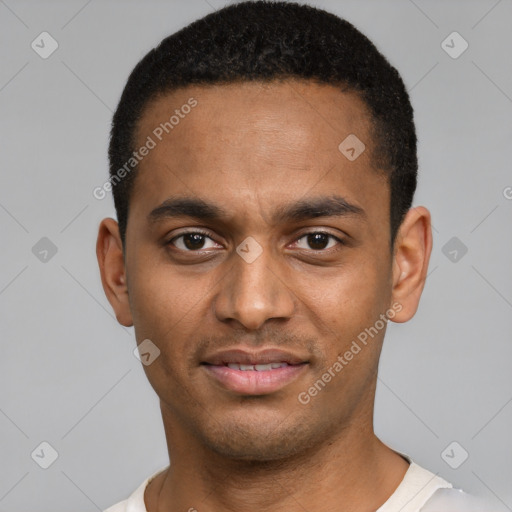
[196,414,320,462]
[206,439,306,462]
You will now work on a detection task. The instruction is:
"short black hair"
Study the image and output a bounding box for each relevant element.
[108,0,417,250]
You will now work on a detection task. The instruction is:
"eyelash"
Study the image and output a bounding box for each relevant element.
[166,229,346,254]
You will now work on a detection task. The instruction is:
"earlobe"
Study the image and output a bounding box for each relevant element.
[96,218,134,327]
[389,206,433,323]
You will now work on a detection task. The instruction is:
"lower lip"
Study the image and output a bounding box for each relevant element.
[202,364,307,395]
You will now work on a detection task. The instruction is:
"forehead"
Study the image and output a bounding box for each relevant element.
[137,80,373,156]
[131,80,388,228]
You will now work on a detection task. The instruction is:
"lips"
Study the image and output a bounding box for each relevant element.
[225,362,289,371]
[202,348,306,366]
[201,348,308,395]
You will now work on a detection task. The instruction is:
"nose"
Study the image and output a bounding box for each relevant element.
[213,239,296,331]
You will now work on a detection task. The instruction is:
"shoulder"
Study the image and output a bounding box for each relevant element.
[420,488,490,511]
[377,459,453,512]
[102,466,167,512]
[103,500,129,512]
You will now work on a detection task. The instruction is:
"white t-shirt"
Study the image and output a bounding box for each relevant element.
[103,458,461,512]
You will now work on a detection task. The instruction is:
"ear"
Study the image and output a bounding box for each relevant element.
[389,206,433,323]
[96,218,133,327]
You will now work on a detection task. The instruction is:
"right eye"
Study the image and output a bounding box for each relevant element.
[167,230,222,252]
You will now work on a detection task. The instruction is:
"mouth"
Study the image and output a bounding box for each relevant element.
[221,362,292,371]
[201,348,309,395]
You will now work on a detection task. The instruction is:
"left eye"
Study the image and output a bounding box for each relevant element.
[294,232,343,251]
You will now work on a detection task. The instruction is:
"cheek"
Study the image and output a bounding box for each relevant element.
[297,257,390,349]
[127,268,194,362]
[128,268,201,394]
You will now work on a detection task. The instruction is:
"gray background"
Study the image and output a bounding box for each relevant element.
[0,0,511,510]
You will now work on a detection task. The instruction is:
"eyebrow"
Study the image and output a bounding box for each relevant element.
[148,195,366,225]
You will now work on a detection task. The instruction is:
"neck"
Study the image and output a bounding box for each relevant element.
[147,403,409,512]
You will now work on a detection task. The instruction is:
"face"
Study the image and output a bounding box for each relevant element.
[98,80,431,461]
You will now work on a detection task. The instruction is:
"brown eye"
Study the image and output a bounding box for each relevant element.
[168,231,219,251]
[295,232,343,251]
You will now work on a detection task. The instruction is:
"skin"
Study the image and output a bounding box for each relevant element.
[97,79,432,512]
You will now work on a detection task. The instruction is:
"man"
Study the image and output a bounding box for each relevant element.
[97,1,480,510]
